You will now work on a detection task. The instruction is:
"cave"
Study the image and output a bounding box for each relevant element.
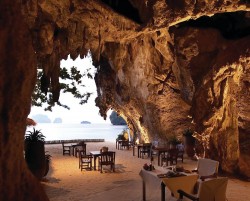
[175,11,250,39]
[0,0,250,200]
[100,0,143,23]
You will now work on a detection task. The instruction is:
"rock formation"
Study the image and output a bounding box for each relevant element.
[0,0,250,200]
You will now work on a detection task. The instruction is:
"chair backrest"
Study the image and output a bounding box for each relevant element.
[62,142,69,149]
[78,141,85,146]
[100,151,115,165]
[62,142,71,155]
[198,177,228,201]
[76,144,86,155]
[163,174,199,198]
[197,158,219,177]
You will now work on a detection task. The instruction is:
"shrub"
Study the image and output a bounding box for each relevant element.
[25,128,45,142]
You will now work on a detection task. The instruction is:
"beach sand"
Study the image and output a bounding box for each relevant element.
[42,142,250,201]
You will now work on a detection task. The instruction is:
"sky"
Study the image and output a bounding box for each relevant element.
[29,54,112,124]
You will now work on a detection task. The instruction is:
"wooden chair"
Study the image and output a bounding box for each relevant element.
[140,143,152,159]
[98,151,115,173]
[75,142,86,158]
[120,140,130,150]
[62,142,71,156]
[79,152,92,171]
[177,177,228,201]
[161,148,178,166]
[176,143,184,163]
[177,150,184,163]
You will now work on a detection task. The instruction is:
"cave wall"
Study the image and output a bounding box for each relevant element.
[1,0,250,200]
[171,25,250,174]
[96,34,191,142]
[0,0,49,200]
[237,59,250,177]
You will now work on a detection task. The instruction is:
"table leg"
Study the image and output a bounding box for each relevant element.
[138,147,140,158]
[94,155,97,170]
[133,145,135,156]
[161,182,165,201]
[142,180,146,201]
[71,146,74,156]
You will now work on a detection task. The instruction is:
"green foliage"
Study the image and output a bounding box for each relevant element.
[109,111,127,125]
[25,128,45,142]
[31,54,94,111]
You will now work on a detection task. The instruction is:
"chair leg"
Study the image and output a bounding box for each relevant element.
[111,165,113,172]
[79,158,81,171]
[90,160,92,170]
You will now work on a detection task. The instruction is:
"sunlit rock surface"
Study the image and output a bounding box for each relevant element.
[21,0,250,179]
[1,0,250,200]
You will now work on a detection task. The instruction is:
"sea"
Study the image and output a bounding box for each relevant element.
[26,123,128,142]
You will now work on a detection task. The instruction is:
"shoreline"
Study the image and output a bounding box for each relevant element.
[45,139,105,144]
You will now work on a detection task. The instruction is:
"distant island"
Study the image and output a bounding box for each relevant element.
[32,114,51,123]
[53,118,62,123]
[81,121,91,124]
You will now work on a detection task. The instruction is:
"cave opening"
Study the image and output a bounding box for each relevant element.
[174,11,250,39]
[30,53,114,128]
[100,0,142,24]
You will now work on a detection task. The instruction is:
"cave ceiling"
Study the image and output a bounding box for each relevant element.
[21,0,250,177]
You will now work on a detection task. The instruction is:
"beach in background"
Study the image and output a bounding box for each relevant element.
[26,123,128,142]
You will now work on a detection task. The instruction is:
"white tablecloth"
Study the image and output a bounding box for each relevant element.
[139,167,198,201]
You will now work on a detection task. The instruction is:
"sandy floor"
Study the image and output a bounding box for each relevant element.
[42,142,250,201]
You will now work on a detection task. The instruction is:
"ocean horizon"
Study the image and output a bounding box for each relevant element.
[26,123,128,142]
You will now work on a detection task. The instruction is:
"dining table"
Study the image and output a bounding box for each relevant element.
[89,151,102,170]
[133,143,152,158]
[151,147,170,166]
[116,139,130,150]
[139,166,198,201]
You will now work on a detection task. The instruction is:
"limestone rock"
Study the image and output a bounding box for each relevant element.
[1,1,250,200]
[22,0,250,178]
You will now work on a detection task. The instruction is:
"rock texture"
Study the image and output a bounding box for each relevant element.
[0,0,250,200]
[0,1,49,200]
